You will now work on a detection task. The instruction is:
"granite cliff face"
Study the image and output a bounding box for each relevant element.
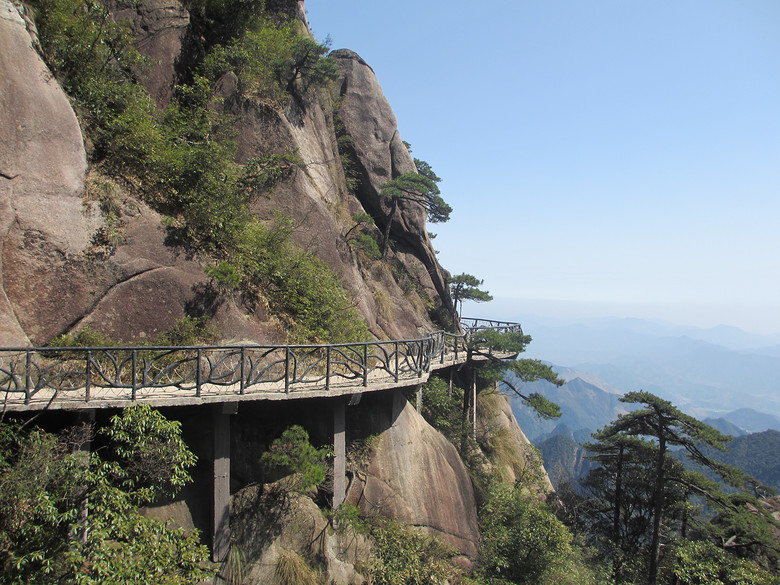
[0,0,452,346]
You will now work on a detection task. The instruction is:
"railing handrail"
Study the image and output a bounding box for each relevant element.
[0,319,521,409]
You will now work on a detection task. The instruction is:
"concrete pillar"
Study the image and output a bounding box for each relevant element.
[472,368,477,439]
[333,400,346,509]
[415,383,423,411]
[212,402,236,562]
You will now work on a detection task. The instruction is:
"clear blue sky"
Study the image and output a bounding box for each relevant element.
[305,1,780,333]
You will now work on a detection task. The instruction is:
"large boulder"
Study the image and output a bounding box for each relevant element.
[231,486,370,585]
[348,392,480,558]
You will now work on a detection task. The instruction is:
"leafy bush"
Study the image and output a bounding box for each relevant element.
[670,539,774,585]
[0,413,211,584]
[420,375,465,445]
[477,481,575,585]
[230,215,370,343]
[367,516,453,585]
[100,404,197,502]
[202,15,336,105]
[260,425,330,493]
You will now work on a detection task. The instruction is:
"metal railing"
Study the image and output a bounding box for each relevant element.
[0,319,519,408]
[460,318,524,337]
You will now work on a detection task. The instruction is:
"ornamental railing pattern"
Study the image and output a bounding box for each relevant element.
[460,318,524,337]
[0,319,519,408]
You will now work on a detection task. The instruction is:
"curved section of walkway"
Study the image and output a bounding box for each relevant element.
[0,319,523,411]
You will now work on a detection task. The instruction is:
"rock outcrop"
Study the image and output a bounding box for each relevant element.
[108,0,190,107]
[348,392,481,558]
[332,49,454,322]
[1,0,95,345]
[478,390,554,493]
[0,0,456,346]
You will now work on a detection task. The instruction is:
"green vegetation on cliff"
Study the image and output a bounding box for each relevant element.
[32,0,368,343]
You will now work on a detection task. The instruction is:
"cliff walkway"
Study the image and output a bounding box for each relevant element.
[0,317,523,562]
[0,318,522,412]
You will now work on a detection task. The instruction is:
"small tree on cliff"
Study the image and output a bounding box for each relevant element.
[470,327,563,420]
[449,273,493,318]
[377,159,451,257]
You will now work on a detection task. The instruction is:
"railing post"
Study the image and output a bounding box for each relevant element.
[362,344,368,387]
[196,348,202,398]
[326,346,331,392]
[25,350,31,405]
[418,340,424,377]
[85,350,91,402]
[131,349,137,400]
[240,347,245,395]
[394,342,399,383]
[284,347,290,394]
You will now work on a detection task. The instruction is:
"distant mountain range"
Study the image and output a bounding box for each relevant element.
[507,372,630,443]
[500,315,780,489]
[513,316,780,420]
[675,430,780,493]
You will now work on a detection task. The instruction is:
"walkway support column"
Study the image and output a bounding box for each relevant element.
[333,399,346,509]
[472,368,478,439]
[213,402,237,562]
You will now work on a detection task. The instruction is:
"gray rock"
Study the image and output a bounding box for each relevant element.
[349,393,480,558]
[0,0,95,345]
[108,0,190,107]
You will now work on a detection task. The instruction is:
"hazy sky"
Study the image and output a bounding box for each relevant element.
[305,1,780,333]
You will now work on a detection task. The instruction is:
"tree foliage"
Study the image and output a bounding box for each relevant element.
[201,13,337,104]
[476,481,600,585]
[671,539,775,585]
[260,425,330,493]
[467,328,563,420]
[377,160,451,257]
[449,273,493,317]
[100,404,197,502]
[0,409,211,584]
[580,391,779,585]
[367,516,454,585]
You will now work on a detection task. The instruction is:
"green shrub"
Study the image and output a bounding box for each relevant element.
[260,425,330,493]
[367,516,453,585]
[101,404,198,502]
[33,0,362,344]
[477,482,574,585]
[201,13,337,105]
[420,376,464,445]
[670,539,774,585]
[231,215,370,343]
[0,414,211,584]
[155,315,220,346]
[49,326,117,348]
